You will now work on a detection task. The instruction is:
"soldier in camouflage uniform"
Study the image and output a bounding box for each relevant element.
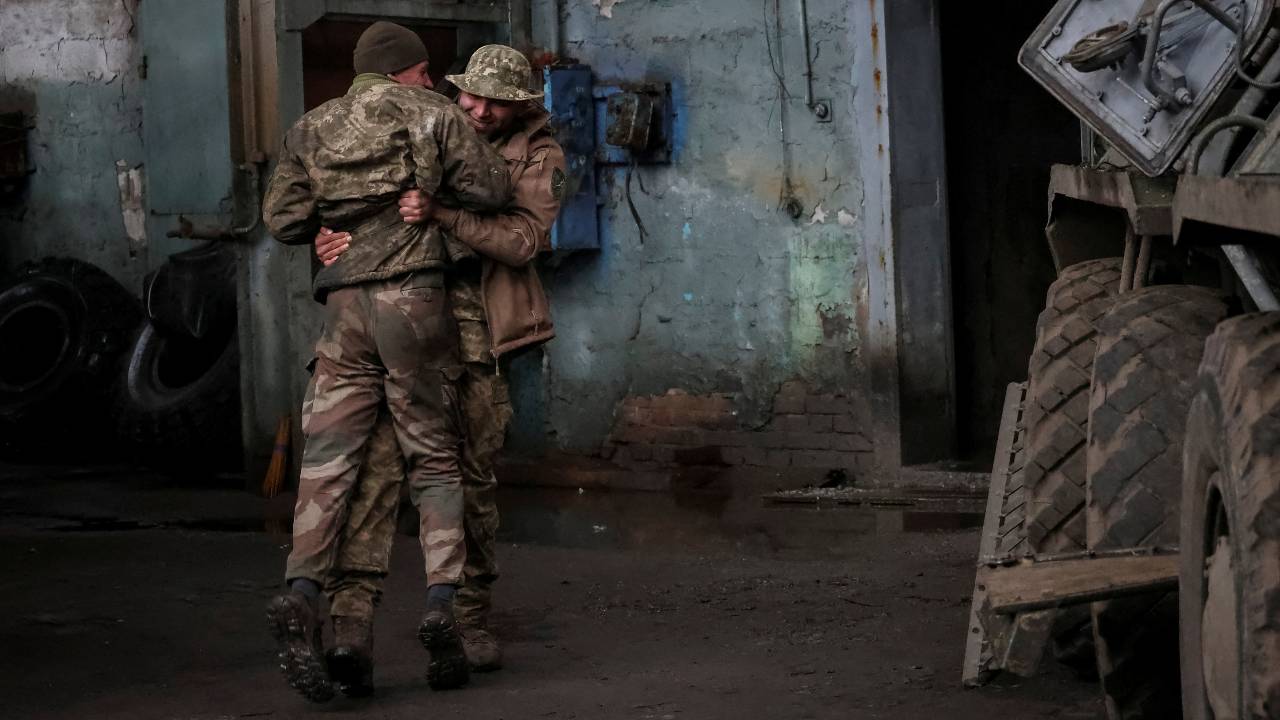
[261,22,512,702]
[315,43,564,679]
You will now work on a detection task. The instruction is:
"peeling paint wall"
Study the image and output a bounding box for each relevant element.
[0,0,148,291]
[518,0,877,474]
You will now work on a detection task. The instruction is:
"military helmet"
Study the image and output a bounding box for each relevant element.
[446,44,543,102]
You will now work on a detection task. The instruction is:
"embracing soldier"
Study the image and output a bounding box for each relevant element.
[312,43,566,697]
[260,22,512,702]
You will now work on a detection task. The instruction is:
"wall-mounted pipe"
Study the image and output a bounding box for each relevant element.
[798,0,814,109]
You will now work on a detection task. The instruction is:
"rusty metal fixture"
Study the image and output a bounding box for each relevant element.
[164,160,264,241]
[1133,234,1153,289]
[1063,22,1139,73]
[604,92,656,153]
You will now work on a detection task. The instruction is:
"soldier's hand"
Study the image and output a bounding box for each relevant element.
[315,227,351,267]
[398,189,436,224]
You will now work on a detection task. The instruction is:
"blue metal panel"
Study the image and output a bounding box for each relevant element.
[141,0,235,216]
[543,66,599,251]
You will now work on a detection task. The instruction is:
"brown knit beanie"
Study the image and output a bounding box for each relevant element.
[353,21,429,74]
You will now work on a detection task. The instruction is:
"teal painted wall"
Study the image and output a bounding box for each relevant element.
[0,0,150,293]
[509,0,872,454]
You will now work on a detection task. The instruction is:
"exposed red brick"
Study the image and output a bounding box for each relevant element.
[828,433,873,452]
[767,414,809,433]
[650,445,677,463]
[702,430,754,447]
[805,393,854,415]
[738,445,769,466]
[772,381,807,414]
[807,415,834,432]
[612,425,704,446]
[832,413,861,434]
[791,450,865,469]
[759,431,845,451]
[673,445,727,466]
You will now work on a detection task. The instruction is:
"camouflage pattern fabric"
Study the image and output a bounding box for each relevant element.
[448,262,493,365]
[332,362,512,626]
[285,270,466,589]
[446,45,544,102]
[325,405,403,620]
[262,74,512,299]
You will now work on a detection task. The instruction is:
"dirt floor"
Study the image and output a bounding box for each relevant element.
[0,467,1103,719]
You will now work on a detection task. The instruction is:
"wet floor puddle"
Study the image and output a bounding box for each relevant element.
[10,487,982,557]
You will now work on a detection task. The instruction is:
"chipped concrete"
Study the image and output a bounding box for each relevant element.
[515,0,871,466]
[113,161,145,258]
[0,0,146,290]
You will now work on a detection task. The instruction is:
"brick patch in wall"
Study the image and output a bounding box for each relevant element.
[604,383,874,475]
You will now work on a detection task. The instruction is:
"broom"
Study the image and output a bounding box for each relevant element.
[261,415,291,498]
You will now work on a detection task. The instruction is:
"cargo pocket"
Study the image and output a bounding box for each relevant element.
[441,365,466,444]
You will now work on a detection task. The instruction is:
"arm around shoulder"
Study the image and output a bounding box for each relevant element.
[435,138,567,267]
[431,105,513,212]
[262,132,321,246]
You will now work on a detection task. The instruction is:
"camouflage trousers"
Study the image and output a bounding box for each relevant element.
[284,271,466,590]
[327,362,512,625]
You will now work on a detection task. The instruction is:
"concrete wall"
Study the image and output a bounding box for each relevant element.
[506,0,887,484]
[0,0,149,292]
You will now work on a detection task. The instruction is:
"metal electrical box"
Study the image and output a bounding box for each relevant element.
[543,66,676,250]
[1020,0,1269,176]
[543,65,599,251]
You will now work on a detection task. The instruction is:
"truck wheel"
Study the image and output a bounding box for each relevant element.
[1085,286,1228,720]
[0,258,141,458]
[1180,313,1280,720]
[117,318,241,469]
[1024,257,1123,672]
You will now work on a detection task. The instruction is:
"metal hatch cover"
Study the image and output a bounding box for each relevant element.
[1019,0,1268,176]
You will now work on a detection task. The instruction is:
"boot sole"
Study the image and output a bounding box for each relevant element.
[417,615,470,690]
[326,647,375,698]
[266,597,334,703]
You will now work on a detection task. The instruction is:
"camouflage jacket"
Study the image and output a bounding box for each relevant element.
[263,74,512,298]
[439,107,565,361]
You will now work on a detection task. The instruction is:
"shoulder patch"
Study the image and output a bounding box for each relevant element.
[550,167,567,200]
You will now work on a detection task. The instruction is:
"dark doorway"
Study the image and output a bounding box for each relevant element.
[301,19,459,111]
[939,2,1080,466]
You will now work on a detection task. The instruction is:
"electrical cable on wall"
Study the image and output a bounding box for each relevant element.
[624,159,649,244]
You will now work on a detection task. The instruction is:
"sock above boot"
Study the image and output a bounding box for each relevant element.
[426,583,457,613]
[290,578,322,607]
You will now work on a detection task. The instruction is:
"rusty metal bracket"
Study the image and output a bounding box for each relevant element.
[963,382,1028,686]
[1049,164,1177,235]
[1173,174,1280,240]
[1044,164,1176,273]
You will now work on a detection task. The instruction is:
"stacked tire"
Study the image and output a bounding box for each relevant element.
[0,250,241,472]
[0,258,142,459]
[1179,313,1280,720]
[1084,286,1228,720]
[1021,257,1123,673]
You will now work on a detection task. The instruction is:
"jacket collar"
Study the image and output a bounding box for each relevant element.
[349,73,396,94]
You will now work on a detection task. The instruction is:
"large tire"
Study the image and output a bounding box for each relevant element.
[1023,258,1123,673]
[117,318,241,469]
[1180,313,1280,720]
[1026,257,1124,552]
[1085,286,1229,720]
[0,258,142,458]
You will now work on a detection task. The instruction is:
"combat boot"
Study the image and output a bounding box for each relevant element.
[266,590,334,703]
[460,624,503,672]
[417,605,470,690]
[326,615,375,698]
